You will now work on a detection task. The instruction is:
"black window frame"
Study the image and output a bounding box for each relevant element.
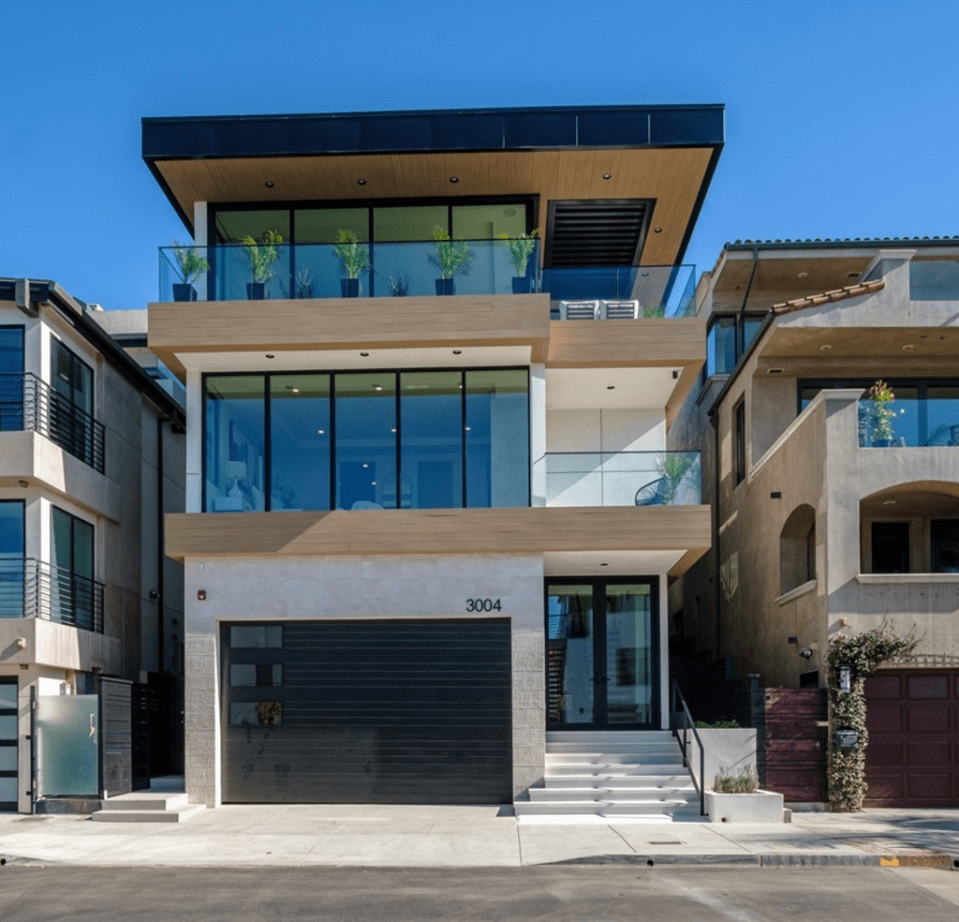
[733,398,746,485]
[931,519,959,574]
[201,366,532,514]
[704,313,767,379]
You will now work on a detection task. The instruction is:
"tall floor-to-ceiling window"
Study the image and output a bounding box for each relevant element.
[203,368,529,512]
[0,501,25,619]
[0,327,24,431]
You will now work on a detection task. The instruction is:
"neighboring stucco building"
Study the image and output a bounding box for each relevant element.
[143,104,722,810]
[0,279,185,813]
[670,239,959,807]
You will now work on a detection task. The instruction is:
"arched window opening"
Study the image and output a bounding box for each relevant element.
[780,504,816,595]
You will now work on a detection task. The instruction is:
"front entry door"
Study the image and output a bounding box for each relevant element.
[546,579,658,729]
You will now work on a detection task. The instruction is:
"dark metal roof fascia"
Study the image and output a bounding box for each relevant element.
[722,237,959,253]
[0,279,185,427]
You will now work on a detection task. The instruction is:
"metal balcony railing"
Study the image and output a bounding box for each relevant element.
[545,451,701,507]
[0,558,104,633]
[0,373,105,473]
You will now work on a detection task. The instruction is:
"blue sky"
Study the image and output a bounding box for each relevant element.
[2,0,958,310]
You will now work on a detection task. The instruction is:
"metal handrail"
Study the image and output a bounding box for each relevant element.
[0,373,106,474]
[0,557,105,633]
[671,678,706,816]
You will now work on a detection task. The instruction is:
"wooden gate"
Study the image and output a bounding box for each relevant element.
[763,687,828,803]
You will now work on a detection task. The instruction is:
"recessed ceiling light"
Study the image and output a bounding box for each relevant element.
[847,271,859,278]
[452,350,462,355]
[820,345,832,351]
[264,180,274,188]
[374,385,383,391]
[653,227,662,233]
[362,463,369,469]
[902,344,915,351]
[464,426,471,432]
[798,272,808,279]
[317,429,325,435]
[606,385,615,390]
[449,176,459,183]
[265,354,275,359]
[883,500,897,506]
[390,427,397,433]
[357,178,367,186]
[602,173,611,180]
[360,352,369,357]
[767,368,784,375]
[600,562,608,566]
[292,387,300,393]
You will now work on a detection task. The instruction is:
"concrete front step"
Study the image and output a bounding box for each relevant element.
[100,792,190,811]
[546,730,675,743]
[547,742,683,754]
[530,787,697,803]
[515,799,693,817]
[546,762,688,776]
[91,804,206,824]
[543,773,694,789]
[546,751,682,764]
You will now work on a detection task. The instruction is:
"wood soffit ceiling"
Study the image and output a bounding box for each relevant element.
[156,147,713,266]
[714,256,875,296]
[758,326,959,359]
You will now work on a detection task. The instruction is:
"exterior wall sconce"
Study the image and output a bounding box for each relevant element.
[798,647,813,659]
[16,637,27,650]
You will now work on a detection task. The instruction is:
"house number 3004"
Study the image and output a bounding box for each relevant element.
[466,598,502,612]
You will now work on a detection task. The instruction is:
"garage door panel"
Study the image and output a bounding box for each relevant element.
[865,670,958,808]
[223,618,513,805]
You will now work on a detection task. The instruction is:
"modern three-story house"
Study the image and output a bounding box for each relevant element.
[143,104,722,808]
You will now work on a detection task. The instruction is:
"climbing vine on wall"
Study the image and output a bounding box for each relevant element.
[827,625,918,812]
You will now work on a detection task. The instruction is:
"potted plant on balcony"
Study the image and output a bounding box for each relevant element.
[428,226,473,295]
[170,240,210,301]
[238,229,284,299]
[861,379,897,447]
[332,229,371,297]
[657,453,700,505]
[498,229,538,293]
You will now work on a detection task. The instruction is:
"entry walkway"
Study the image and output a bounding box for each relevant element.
[1,804,958,868]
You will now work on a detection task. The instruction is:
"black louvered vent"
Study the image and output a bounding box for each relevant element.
[546,200,652,267]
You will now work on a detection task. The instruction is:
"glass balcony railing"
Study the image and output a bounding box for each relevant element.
[0,373,106,473]
[0,558,104,633]
[542,264,696,319]
[157,242,696,318]
[545,451,701,507]
[858,394,959,448]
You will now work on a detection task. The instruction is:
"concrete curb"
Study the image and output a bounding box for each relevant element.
[547,852,959,869]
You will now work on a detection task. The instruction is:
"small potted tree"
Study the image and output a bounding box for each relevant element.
[170,240,210,301]
[238,229,284,299]
[862,380,897,447]
[332,229,371,297]
[428,226,473,295]
[498,229,538,293]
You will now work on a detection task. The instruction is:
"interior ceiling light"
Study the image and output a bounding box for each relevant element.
[264,180,274,188]
[317,429,325,435]
[373,385,383,391]
[357,178,367,185]
[449,176,459,183]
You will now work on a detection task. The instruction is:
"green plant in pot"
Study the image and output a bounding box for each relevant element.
[332,229,371,297]
[428,226,473,295]
[238,229,284,299]
[862,379,897,446]
[498,229,538,293]
[657,452,700,505]
[170,240,210,301]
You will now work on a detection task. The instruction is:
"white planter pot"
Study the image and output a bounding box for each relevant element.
[705,790,784,823]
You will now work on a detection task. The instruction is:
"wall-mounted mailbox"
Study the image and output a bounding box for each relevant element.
[834,728,859,750]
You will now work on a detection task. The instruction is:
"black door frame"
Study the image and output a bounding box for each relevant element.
[0,677,18,812]
[545,577,660,730]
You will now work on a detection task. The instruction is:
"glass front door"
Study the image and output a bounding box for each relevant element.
[546,579,657,729]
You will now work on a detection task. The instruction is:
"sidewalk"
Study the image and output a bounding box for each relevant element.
[1,804,958,869]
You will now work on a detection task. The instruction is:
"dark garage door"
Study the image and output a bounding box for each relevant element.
[865,670,959,807]
[222,619,513,804]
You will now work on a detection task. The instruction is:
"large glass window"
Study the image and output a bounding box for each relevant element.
[400,371,463,509]
[50,340,95,465]
[51,506,95,629]
[269,374,330,511]
[465,369,529,507]
[204,368,529,512]
[706,314,765,376]
[0,501,24,619]
[0,327,23,431]
[334,373,397,510]
[204,376,267,512]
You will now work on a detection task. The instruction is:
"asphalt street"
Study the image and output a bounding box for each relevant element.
[0,865,957,922]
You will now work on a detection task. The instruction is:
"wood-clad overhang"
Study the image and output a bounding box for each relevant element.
[165,505,711,578]
[148,293,552,381]
[143,105,725,268]
[546,317,706,428]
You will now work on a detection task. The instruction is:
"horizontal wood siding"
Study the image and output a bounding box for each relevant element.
[547,318,705,368]
[763,687,828,803]
[166,505,711,566]
[222,619,512,804]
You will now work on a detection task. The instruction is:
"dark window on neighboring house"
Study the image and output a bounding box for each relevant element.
[50,340,96,465]
[734,399,746,485]
[50,506,96,629]
[871,522,910,574]
[705,314,766,377]
[931,520,959,573]
[0,500,25,618]
[0,327,24,431]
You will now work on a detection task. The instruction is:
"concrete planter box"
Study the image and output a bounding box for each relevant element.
[705,790,784,824]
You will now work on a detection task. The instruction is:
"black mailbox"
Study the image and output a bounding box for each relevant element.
[834,728,859,750]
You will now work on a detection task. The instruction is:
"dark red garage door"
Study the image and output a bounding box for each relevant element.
[865,670,959,807]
